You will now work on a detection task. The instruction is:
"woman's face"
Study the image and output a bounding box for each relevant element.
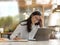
[31,15,41,24]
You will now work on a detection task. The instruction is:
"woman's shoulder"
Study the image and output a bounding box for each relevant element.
[20,20,27,26]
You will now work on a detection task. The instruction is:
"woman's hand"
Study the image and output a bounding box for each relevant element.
[39,16,43,27]
[40,16,43,21]
[13,37,22,40]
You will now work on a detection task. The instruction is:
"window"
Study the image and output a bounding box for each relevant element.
[0,1,19,17]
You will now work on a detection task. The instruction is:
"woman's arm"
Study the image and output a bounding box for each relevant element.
[10,24,23,40]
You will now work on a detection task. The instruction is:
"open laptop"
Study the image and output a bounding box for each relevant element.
[34,28,52,41]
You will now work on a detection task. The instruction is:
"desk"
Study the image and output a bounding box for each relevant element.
[0,39,60,45]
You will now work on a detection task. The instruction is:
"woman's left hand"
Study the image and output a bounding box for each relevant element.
[40,16,43,21]
[39,16,43,27]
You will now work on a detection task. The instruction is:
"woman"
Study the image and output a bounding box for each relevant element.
[10,11,43,40]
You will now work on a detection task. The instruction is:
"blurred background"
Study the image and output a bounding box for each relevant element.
[0,0,60,39]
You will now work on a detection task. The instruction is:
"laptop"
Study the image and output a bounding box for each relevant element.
[34,28,52,41]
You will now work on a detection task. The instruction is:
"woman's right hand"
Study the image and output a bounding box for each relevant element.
[13,37,22,40]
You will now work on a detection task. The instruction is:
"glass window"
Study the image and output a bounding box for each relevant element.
[0,1,19,17]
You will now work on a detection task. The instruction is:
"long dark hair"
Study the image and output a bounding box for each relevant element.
[21,11,42,32]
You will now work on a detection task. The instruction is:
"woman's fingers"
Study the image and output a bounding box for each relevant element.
[40,16,43,20]
[13,37,22,40]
